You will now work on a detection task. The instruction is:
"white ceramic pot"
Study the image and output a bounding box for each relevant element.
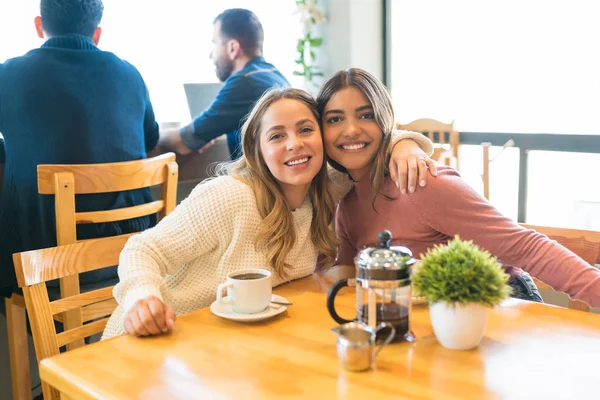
[429,302,489,350]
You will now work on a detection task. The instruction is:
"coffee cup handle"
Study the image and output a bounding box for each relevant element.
[216,281,233,303]
[372,322,396,363]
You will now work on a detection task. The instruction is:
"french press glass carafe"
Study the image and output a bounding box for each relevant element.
[327,230,416,342]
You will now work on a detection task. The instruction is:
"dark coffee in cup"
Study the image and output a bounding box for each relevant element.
[231,272,268,281]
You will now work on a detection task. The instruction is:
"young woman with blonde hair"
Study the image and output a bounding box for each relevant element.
[318,68,600,307]
[102,87,434,339]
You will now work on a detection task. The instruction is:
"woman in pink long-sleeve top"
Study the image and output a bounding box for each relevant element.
[316,68,600,307]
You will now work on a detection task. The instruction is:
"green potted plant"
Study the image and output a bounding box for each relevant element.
[293,0,325,94]
[413,237,511,350]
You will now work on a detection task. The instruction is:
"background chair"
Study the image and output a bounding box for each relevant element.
[481,139,515,200]
[397,118,459,169]
[6,153,178,400]
[521,224,600,312]
[13,234,133,400]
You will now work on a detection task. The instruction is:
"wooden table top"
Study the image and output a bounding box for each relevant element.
[40,269,600,400]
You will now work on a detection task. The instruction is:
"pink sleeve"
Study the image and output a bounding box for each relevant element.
[335,205,357,267]
[408,169,600,308]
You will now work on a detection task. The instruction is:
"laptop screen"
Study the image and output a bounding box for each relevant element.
[183,83,224,119]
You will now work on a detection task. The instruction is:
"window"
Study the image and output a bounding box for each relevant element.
[1,1,300,123]
[388,0,600,228]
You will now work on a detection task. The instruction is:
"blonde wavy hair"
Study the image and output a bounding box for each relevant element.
[217,87,337,278]
[316,68,395,201]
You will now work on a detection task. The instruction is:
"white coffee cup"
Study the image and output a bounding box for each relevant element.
[216,269,272,314]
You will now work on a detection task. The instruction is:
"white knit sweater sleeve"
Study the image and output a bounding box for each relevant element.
[390,129,434,156]
[328,129,434,200]
[113,177,240,313]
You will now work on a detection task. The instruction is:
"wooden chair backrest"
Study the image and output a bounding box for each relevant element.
[521,224,600,312]
[396,118,460,169]
[37,152,178,231]
[13,235,131,400]
[35,152,178,349]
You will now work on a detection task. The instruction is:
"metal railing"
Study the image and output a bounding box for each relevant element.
[459,132,600,221]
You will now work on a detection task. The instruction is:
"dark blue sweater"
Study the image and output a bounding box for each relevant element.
[179,56,289,159]
[0,34,159,297]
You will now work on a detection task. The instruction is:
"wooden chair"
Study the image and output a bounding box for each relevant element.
[6,153,178,400]
[481,139,514,200]
[482,142,491,200]
[521,224,600,312]
[396,118,460,169]
[13,234,134,400]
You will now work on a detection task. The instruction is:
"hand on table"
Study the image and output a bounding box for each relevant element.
[124,296,176,337]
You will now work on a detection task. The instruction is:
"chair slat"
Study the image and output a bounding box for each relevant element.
[13,234,134,287]
[50,286,115,315]
[53,172,83,350]
[522,224,600,264]
[532,278,553,291]
[38,153,176,194]
[5,295,31,400]
[56,318,110,348]
[11,293,26,308]
[23,285,66,397]
[397,119,459,169]
[397,118,453,133]
[521,224,600,313]
[22,285,60,361]
[482,143,491,200]
[568,299,591,312]
[82,299,118,322]
[439,131,446,144]
[76,200,164,224]
[159,162,179,221]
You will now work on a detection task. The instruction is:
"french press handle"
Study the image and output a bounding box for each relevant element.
[326,278,356,324]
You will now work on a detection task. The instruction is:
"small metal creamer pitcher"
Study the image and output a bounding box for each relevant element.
[331,321,396,372]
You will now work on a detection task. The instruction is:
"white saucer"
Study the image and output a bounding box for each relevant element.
[210,294,289,322]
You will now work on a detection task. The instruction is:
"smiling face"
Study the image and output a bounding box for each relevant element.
[259,98,324,196]
[322,86,383,181]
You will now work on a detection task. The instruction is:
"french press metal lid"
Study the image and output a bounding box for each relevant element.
[355,230,415,282]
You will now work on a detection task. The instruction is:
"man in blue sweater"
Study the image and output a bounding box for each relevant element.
[158,9,290,159]
[0,0,159,297]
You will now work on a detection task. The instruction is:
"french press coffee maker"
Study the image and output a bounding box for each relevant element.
[327,230,415,342]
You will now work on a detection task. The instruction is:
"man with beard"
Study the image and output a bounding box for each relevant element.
[158,8,289,159]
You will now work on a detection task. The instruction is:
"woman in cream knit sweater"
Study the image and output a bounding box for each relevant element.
[102,88,433,339]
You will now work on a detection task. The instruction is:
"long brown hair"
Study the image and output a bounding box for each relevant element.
[316,68,395,200]
[218,87,337,277]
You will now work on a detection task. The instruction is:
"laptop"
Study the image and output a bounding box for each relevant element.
[183,83,223,119]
